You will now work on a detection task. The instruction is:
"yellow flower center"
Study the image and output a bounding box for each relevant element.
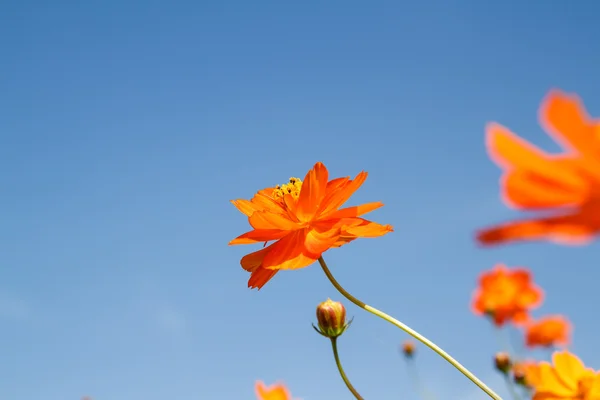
[273,177,302,202]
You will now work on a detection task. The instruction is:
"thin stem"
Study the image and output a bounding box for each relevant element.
[504,375,523,400]
[331,337,364,400]
[318,256,502,400]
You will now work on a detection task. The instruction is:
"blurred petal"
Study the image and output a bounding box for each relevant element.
[476,211,600,246]
[541,90,600,158]
[502,168,588,210]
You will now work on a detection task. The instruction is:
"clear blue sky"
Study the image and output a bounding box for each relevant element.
[2,1,600,399]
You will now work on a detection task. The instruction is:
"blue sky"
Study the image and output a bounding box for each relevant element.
[2,0,600,399]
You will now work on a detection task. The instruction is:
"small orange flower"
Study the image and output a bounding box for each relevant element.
[525,315,571,349]
[525,351,600,400]
[255,381,292,400]
[230,162,393,289]
[477,90,600,247]
[471,264,543,326]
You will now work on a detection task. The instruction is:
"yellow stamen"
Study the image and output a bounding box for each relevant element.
[273,177,302,201]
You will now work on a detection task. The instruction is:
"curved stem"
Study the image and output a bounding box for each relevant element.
[331,337,364,400]
[318,256,502,400]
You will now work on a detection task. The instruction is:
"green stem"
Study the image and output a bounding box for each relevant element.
[331,337,364,400]
[318,256,502,400]
[504,375,523,400]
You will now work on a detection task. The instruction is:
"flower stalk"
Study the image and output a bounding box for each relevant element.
[317,256,502,400]
[331,337,364,400]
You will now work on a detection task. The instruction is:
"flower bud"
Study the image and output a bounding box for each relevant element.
[313,299,349,338]
[494,352,512,374]
[512,361,535,387]
[513,368,526,386]
[401,340,416,358]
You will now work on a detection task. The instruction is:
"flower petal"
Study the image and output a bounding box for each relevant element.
[551,351,587,391]
[231,199,261,217]
[304,226,341,256]
[532,361,574,397]
[486,123,587,189]
[344,220,394,238]
[296,162,329,222]
[248,267,279,290]
[317,171,368,216]
[252,190,287,214]
[501,167,589,210]
[476,210,600,246]
[255,381,292,400]
[541,90,600,158]
[249,211,298,230]
[262,230,317,270]
[327,202,384,218]
[240,245,272,272]
[229,229,290,245]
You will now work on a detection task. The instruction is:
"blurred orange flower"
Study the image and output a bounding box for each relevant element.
[255,381,292,400]
[526,351,600,400]
[230,162,393,289]
[477,90,600,247]
[525,315,571,349]
[471,264,543,326]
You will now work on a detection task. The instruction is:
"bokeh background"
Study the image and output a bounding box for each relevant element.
[2,0,600,399]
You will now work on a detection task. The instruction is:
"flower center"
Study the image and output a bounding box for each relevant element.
[272,177,303,202]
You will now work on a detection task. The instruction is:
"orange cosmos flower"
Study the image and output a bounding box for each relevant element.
[526,351,600,400]
[477,90,600,246]
[229,162,393,289]
[255,381,292,400]
[471,264,543,326]
[525,315,571,349]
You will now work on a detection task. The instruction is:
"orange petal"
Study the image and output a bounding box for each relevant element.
[326,202,384,218]
[326,177,351,192]
[486,124,587,189]
[296,162,329,222]
[255,381,291,400]
[317,171,368,216]
[262,229,317,270]
[252,190,287,214]
[231,199,261,217]
[344,220,394,238]
[552,351,586,390]
[248,267,279,290]
[533,362,574,396]
[476,211,600,246]
[229,229,290,245]
[240,245,272,272]
[304,226,341,256]
[540,90,600,158]
[249,211,298,230]
[501,167,589,210]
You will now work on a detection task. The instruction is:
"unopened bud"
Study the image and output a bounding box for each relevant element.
[313,299,350,338]
[494,352,512,374]
[401,340,416,358]
[512,362,534,387]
